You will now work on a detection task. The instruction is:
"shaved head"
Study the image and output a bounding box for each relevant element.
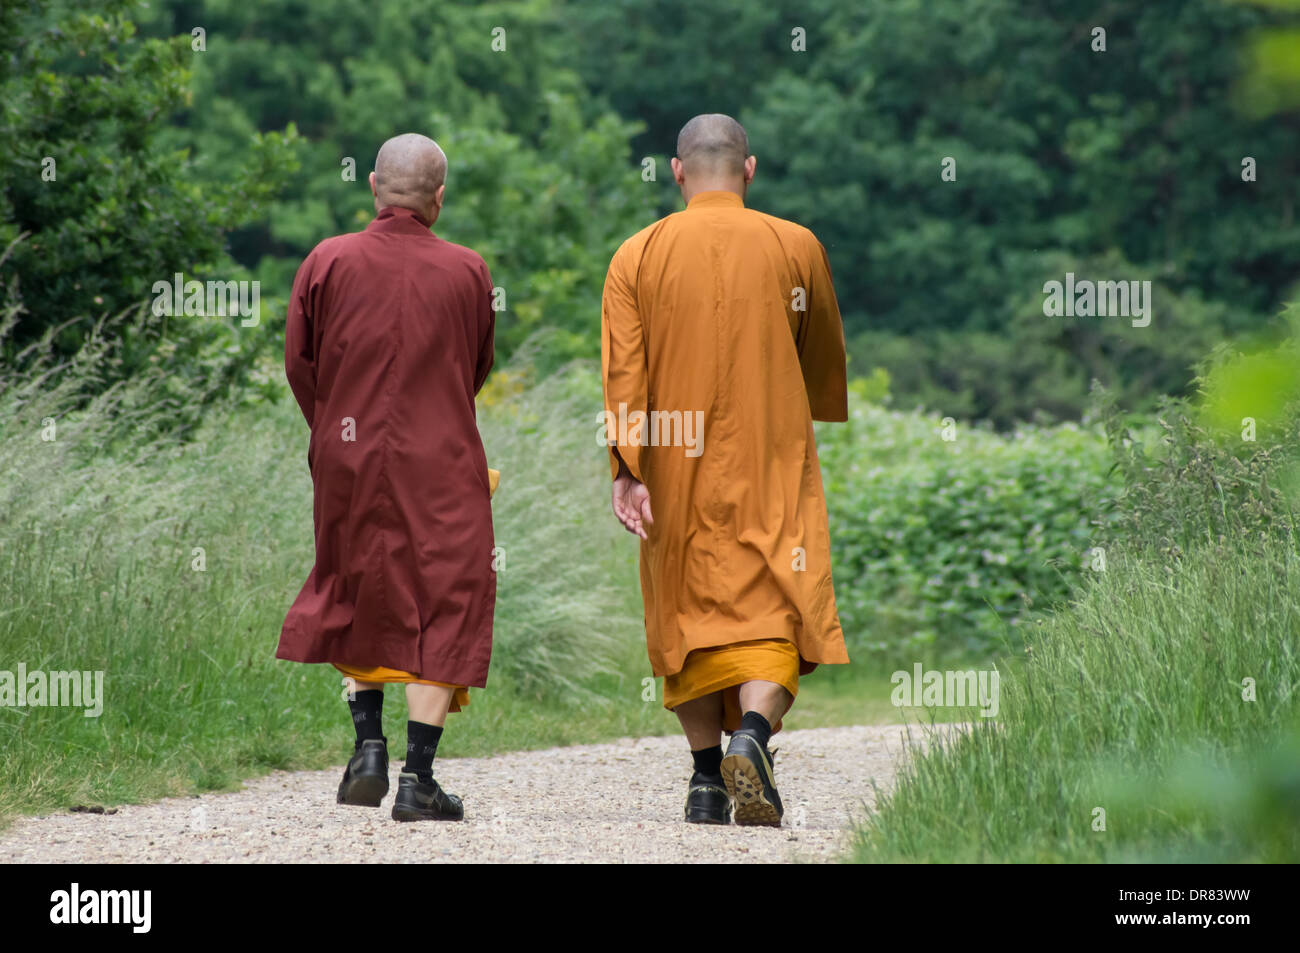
[372,133,447,213]
[675,114,750,177]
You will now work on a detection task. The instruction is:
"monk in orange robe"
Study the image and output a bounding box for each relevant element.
[278,133,496,822]
[601,114,849,827]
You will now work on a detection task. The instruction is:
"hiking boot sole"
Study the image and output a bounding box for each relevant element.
[721,751,782,827]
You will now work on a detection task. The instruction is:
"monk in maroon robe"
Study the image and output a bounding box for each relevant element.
[277,133,495,822]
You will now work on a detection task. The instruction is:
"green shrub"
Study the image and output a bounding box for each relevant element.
[1096,320,1300,556]
[818,398,1117,663]
[0,2,298,389]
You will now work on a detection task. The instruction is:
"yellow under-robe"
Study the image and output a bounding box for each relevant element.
[662,638,800,734]
[330,468,500,714]
[333,663,470,712]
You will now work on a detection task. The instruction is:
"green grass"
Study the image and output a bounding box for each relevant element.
[851,535,1300,863]
[0,344,649,828]
[0,341,915,831]
[783,664,984,730]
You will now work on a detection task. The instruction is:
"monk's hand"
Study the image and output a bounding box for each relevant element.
[612,469,653,540]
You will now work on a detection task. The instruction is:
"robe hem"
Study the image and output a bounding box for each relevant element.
[650,627,850,679]
[275,633,491,689]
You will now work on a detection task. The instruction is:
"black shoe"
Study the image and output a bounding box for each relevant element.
[337,738,390,806]
[721,730,783,827]
[391,772,464,822]
[684,772,732,825]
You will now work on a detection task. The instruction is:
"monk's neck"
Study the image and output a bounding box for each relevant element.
[681,183,747,205]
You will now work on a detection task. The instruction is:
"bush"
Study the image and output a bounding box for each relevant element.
[848,252,1258,429]
[1096,319,1300,556]
[0,2,297,371]
[817,395,1118,663]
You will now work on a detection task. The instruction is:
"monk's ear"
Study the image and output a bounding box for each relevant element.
[671,157,686,185]
[744,155,757,184]
[368,171,378,196]
[434,184,445,209]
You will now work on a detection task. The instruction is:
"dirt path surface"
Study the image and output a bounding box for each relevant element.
[4,724,939,863]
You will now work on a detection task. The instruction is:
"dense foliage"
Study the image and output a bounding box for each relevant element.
[818,382,1117,662]
[0,0,299,425]
[853,322,1300,863]
[564,0,1300,422]
[134,0,658,362]
[6,0,1295,424]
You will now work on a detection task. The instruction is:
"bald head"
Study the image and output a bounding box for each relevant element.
[371,133,447,218]
[675,114,750,177]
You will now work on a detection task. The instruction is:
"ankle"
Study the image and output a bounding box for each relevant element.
[690,743,723,777]
[739,711,773,747]
[402,720,444,778]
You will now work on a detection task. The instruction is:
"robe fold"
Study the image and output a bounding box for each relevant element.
[600,190,850,701]
[277,205,497,689]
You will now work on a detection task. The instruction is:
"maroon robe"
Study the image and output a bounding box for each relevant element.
[277,205,496,687]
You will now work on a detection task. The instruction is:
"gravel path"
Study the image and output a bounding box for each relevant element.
[3,723,944,863]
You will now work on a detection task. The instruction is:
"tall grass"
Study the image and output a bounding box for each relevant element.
[476,353,642,694]
[0,320,654,826]
[852,352,1300,862]
[852,537,1300,862]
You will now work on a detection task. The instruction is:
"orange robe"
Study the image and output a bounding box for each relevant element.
[600,190,850,730]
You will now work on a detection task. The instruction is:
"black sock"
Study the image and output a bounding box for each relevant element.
[348,689,385,745]
[691,744,723,779]
[403,720,444,781]
[740,711,773,748]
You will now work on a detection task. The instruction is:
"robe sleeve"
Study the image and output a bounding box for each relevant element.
[473,259,496,394]
[285,251,318,429]
[600,240,647,483]
[797,237,849,423]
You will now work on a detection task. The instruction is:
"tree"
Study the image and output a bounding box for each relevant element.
[0,0,297,364]
[137,0,657,363]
